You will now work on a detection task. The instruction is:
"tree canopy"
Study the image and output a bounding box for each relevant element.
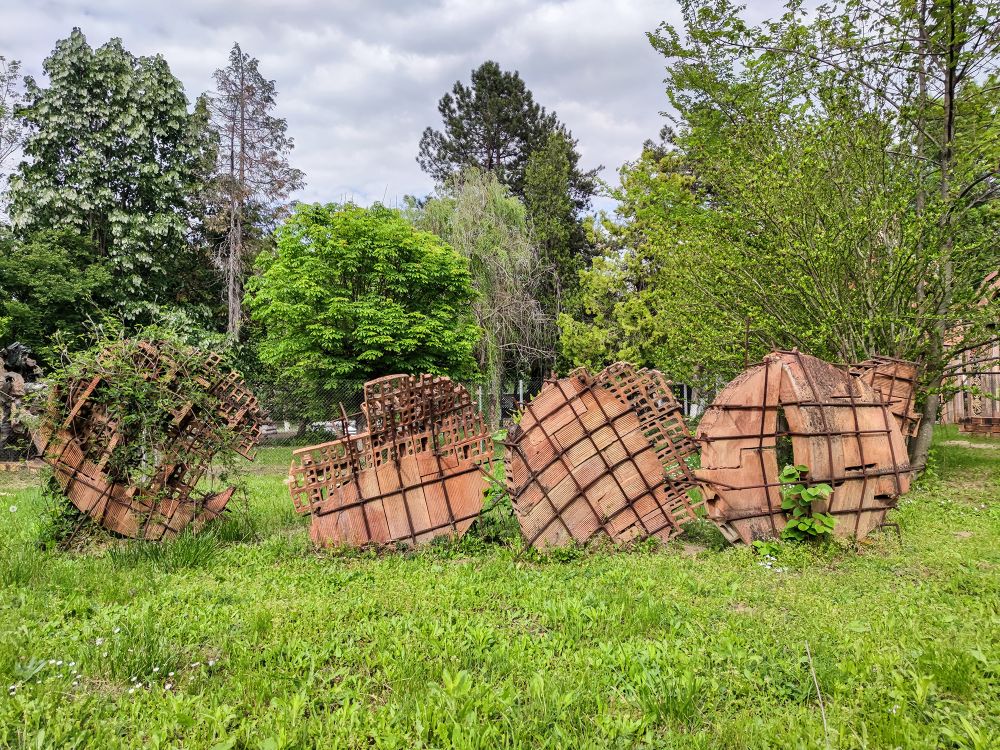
[245,202,481,397]
[561,0,1000,467]
[8,29,215,303]
[409,168,553,423]
[417,60,596,204]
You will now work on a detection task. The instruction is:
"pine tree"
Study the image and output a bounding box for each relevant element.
[207,43,304,337]
[524,131,592,316]
[418,61,596,203]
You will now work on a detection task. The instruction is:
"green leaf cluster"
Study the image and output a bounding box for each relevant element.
[244,202,481,402]
[777,464,836,541]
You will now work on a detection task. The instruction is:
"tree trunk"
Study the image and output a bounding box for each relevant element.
[910,390,939,471]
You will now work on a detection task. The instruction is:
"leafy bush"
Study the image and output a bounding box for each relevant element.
[778,464,835,541]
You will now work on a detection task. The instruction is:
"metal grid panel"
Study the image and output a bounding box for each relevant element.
[594,363,703,526]
[36,341,262,541]
[852,356,922,438]
[505,369,684,549]
[695,350,912,544]
[288,374,493,547]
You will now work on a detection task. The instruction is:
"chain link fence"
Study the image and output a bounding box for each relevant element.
[249,375,548,447]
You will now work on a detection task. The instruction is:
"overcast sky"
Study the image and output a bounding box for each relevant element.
[1,0,786,212]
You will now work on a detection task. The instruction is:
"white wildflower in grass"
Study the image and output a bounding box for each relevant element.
[168,672,174,677]
[165,683,173,690]
[8,505,16,513]
[102,652,108,657]
[113,627,121,634]
[128,688,135,695]
[95,638,104,646]
[152,666,159,673]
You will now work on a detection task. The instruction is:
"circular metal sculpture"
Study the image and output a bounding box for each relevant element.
[35,341,262,540]
[505,367,690,549]
[594,362,703,526]
[695,350,912,543]
[289,374,493,548]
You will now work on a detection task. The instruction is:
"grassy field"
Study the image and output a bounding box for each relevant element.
[0,428,997,749]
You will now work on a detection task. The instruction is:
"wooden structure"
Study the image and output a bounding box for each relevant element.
[505,365,699,550]
[289,374,493,547]
[695,351,912,544]
[941,341,1000,436]
[35,341,262,540]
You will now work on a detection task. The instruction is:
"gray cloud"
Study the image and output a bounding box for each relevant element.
[1,0,787,212]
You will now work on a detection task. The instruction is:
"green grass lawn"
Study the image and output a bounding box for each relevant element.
[1,428,997,749]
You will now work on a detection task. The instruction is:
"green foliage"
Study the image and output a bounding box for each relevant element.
[559,149,745,388]
[246,202,481,397]
[777,464,836,541]
[565,1,1000,443]
[523,131,593,318]
[8,29,215,302]
[0,229,113,365]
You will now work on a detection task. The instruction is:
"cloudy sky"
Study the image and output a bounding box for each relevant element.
[2,0,785,211]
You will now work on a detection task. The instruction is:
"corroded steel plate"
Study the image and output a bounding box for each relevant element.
[505,369,683,549]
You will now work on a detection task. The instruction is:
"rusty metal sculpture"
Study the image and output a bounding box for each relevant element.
[0,342,44,462]
[852,356,922,438]
[34,341,262,540]
[593,362,703,526]
[695,350,912,544]
[289,374,493,548]
[505,367,693,549]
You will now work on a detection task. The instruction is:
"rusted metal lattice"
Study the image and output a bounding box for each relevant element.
[35,341,263,540]
[505,368,684,549]
[852,356,922,438]
[695,350,912,544]
[594,362,703,525]
[289,374,493,548]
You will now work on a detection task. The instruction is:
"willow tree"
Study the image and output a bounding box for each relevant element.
[410,169,555,425]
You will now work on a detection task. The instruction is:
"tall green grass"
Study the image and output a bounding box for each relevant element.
[0,437,996,749]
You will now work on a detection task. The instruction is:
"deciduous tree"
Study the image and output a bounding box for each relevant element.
[633,0,1000,469]
[245,203,480,405]
[411,169,554,424]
